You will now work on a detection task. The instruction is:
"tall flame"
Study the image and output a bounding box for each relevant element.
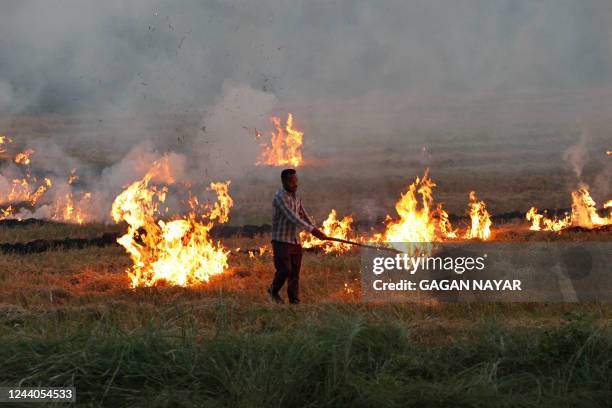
[256,113,303,167]
[464,191,492,240]
[111,158,233,288]
[570,186,611,228]
[300,209,353,253]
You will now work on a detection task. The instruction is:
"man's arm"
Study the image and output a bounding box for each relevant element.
[297,199,328,240]
[274,193,315,232]
[298,200,315,226]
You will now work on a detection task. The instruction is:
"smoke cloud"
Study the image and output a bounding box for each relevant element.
[0,0,611,221]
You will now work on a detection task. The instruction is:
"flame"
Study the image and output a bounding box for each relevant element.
[4,176,52,206]
[111,158,233,288]
[0,142,93,223]
[343,282,355,295]
[14,149,35,165]
[300,209,354,253]
[240,245,269,258]
[68,169,79,185]
[526,207,570,232]
[256,113,303,167]
[570,186,611,228]
[50,191,92,224]
[607,150,611,155]
[0,134,12,155]
[464,191,492,240]
[0,205,14,220]
[373,170,455,254]
[0,142,52,207]
[526,185,611,231]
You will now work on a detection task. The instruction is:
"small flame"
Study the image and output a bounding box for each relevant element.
[68,169,79,185]
[343,282,355,295]
[0,205,14,220]
[464,191,492,240]
[14,149,35,165]
[4,177,52,206]
[256,113,303,167]
[526,185,611,231]
[0,134,13,154]
[301,209,353,253]
[51,191,92,224]
[526,207,570,232]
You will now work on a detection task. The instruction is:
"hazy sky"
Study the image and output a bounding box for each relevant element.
[0,0,610,114]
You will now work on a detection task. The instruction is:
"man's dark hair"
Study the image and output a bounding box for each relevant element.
[281,168,296,182]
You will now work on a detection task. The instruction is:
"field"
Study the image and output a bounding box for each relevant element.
[0,114,611,407]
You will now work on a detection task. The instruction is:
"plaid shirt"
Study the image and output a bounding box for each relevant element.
[272,188,315,244]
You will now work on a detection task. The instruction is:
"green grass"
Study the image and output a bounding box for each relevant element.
[1,303,612,407]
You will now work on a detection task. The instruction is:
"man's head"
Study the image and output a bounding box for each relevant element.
[281,168,298,193]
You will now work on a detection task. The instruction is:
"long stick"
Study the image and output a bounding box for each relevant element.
[325,237,400,253]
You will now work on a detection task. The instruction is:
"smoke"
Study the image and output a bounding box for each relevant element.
[563,126,590,180]
[0,0,611,221]
[1,0,611,115]
[191,80,279,181]
[562,124,612,203]
[0,81,15,112]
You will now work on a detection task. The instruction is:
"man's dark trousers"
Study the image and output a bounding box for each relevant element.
[271,240,303,303]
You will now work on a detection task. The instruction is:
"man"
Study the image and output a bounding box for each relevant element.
[268,168,327,304]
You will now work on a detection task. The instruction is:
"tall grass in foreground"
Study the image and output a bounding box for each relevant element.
[1,306,611,407]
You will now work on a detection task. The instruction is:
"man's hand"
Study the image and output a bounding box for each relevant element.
[311,228,328,241]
